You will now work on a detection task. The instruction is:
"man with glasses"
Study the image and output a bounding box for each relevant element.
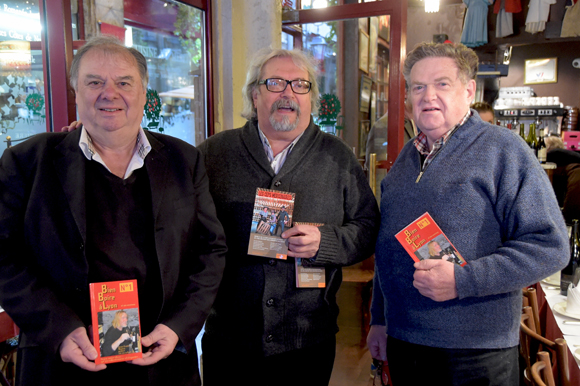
[198,48,380,385]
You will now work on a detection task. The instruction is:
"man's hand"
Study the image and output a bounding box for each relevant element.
[413,259,458,301]
[61,121,82,132]
[366,325,387,362]
[60,327,107,372]
[129,324,178,366]
[282,224,321,258]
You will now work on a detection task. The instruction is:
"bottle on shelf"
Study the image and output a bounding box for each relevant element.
[561,219,580,296]
[537,128,547,164]
[526,123,538,157]
[519,123,526,141]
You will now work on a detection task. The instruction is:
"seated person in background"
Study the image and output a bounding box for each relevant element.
[470,101,495,124]
[546,135,580,167]
[546,135,580,223]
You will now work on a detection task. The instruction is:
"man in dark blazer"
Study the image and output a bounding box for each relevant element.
[0,35,226,386]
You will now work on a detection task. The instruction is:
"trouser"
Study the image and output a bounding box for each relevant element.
[386,335,519,386]
[202,335,336,386]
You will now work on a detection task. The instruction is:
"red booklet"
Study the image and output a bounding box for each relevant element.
[89,280,142,364]
[395,212,467,266]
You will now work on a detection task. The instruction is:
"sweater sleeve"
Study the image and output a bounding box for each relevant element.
[314,156,380,267]
[455,143,569,299]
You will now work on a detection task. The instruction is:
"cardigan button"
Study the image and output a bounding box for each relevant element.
[266,334,274,343]
[274,181,281,187]
[268,259,277,266]
[266,298,275,307]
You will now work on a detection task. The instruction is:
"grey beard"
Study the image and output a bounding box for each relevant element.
[269,100,301,132]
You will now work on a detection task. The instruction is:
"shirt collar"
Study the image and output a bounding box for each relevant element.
[414,110,472,156]
[78,127,152,179]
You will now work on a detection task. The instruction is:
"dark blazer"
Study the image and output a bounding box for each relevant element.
[0,129,226,385]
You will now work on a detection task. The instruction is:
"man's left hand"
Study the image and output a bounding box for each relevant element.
[129,324,178,366]
[413,259,458,301]
[282,224,321,258]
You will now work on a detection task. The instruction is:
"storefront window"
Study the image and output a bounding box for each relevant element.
[0,0,45,156]
[125,1,206,146]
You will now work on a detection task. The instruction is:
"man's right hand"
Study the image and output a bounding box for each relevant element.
[60,326,107,372]
[61,121,82,132]
[366,324,387,362]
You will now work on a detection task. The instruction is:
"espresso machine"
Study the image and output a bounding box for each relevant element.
[494,87,565,137]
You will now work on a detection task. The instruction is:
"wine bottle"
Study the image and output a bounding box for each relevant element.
[519,123,526,141]
[561,219,580,296]
[537,128,547,163]
[526,123,537,157]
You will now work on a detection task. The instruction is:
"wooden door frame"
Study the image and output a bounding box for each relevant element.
[282,0,407,168]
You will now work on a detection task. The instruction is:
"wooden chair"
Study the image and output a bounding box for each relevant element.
[520,309,570,386]
[523,287,541,335]
[531,351,556,386]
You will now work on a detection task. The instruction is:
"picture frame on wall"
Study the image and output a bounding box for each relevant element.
[359,30,369,73]
[378,15,390,42]
[370,90,377,126]
[358,120,370,158]
[360,75,372,113]
[358,17,369,34]
[369,17,379,77]
[524,58,558,85]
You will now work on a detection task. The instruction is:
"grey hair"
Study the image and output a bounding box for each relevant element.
[241,48,320,120]
[69,34,149,91]
[403,42,479,88]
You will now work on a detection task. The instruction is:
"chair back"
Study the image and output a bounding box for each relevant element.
[531,351,556,386]
[520,310,570,386]
[523,287,542,335]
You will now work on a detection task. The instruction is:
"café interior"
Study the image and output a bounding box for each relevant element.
[0,0,580,385]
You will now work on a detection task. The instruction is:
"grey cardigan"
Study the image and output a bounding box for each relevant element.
[198,118,380,355]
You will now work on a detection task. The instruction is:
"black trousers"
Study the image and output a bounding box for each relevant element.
[386,336,519,386]
[202,336,336,386]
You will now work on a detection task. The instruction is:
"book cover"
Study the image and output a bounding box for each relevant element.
[294,222,326,288]
[395,212,467,266]
[248,188,295,260]
[89,280,142,364]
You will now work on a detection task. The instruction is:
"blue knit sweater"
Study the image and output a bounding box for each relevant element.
[371,111,569,349]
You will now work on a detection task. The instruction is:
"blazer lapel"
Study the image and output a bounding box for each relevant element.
[53,129,87,242]
[143,131,169,220]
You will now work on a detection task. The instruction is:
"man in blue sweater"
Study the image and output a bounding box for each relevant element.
[367,42,569,385]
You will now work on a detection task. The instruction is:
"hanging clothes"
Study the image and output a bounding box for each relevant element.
[461,0,494,47]
[525,0,557,34]
[493,0,522,13]
[496,0,514,37]
[561,0,580,37]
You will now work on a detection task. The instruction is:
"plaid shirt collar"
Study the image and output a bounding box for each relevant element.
[414,110,471,163]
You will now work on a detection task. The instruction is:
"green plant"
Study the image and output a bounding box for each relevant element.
[173,4,203,68]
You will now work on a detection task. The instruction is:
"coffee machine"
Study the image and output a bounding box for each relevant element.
[494,87,565,137]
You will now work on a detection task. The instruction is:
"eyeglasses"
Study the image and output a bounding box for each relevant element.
[258,78,312,94]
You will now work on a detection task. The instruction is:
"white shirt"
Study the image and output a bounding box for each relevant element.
[78,127,152,179]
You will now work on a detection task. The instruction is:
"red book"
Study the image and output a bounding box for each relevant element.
[395,212,467,267]
[89,280,142,364]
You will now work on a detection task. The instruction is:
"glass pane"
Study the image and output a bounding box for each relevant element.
[302,21,338,128]
[0,0,46,157]
[281,32,294,50]
[126,1,206,146]
[286,14,392,201]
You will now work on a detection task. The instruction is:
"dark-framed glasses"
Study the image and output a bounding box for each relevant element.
[258,78,312,94]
